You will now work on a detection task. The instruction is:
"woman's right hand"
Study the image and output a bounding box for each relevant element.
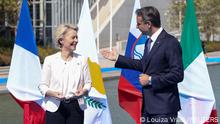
[46,90,64,99]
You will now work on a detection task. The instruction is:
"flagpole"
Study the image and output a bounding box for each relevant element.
[110,0,112,51]
[97,0,100,53]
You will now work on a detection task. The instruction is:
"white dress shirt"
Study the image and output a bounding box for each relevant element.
[149,27,163,50]
[38,52,92,112]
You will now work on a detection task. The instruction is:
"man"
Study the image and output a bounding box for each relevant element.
[101,6,184,124]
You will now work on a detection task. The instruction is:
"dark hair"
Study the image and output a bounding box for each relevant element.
[135,6,161,27]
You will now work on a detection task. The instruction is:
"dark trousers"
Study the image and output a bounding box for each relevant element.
[46,99,84,124]
[141,111,177,124]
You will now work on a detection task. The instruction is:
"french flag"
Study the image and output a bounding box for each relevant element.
[118,0,148,123]
[6,0,45,123]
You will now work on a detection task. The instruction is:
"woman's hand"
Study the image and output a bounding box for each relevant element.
[75,89,88,98]
[46,90,64,99]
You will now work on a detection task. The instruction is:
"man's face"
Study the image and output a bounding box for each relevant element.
[136,16,150,35]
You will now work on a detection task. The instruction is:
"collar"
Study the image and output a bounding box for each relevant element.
[150,27,163,42]
[56,51,79,59]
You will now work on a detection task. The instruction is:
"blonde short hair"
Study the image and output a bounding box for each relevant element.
[55,24,78,48]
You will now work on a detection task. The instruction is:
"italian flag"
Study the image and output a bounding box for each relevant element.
[178,0,217,124]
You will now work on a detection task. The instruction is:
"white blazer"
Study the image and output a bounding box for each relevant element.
[38,52,91,112]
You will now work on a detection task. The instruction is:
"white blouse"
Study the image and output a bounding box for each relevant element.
[39,52,92,99]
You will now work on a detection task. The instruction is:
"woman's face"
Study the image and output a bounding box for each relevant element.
[62,29,78,51]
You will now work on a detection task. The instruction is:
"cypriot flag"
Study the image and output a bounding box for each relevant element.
[76,0,112,123]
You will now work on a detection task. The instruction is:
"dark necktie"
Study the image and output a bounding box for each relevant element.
[146,38,152,54]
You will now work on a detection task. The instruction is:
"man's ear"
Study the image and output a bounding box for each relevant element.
[147,21,152,27]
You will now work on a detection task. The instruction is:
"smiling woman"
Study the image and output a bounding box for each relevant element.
[55,24,79,49]
[38,24,92,124]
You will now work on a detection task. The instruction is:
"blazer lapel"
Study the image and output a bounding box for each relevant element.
[143,30,167,72]
[69,53,82,88]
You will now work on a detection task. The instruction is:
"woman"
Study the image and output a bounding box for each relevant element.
[39,24,91,124]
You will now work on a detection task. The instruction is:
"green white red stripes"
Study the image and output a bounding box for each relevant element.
[178,0,217,123]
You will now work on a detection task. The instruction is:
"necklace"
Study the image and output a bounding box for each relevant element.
[61,53,73,64]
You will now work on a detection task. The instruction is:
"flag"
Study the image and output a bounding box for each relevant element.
[118,0,148,123]
[76,0,112,123]
[6,0,45,123]
[178,0,217,123]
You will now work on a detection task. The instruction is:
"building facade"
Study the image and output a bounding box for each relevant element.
[31,0,96,46]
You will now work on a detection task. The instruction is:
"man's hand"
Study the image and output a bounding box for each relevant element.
[100,48,118,61]
[139,74,150,86]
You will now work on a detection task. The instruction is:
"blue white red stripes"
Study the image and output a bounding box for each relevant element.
[118,0,144,123]
[6,0,45,123]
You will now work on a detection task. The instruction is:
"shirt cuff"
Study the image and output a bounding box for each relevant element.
[83,83,91,92]
[115,54,119,61]
[148,76,152,85]
[38,84,49,97]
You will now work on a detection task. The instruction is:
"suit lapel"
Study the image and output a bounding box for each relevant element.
[143,30,167,72]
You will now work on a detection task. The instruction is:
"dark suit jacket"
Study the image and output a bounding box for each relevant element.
[115,30,184,114]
